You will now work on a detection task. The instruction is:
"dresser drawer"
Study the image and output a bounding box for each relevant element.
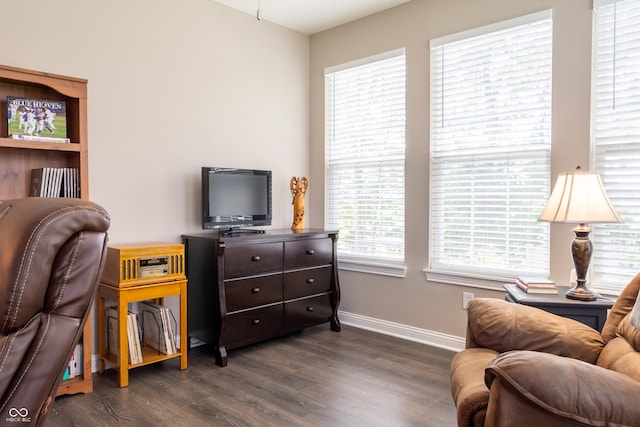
[284,238,332,269]
[284,266,332,300]
[224,242,283,278]
[225,273,283,312]
[284,293,332,333]
[224,304,283,348]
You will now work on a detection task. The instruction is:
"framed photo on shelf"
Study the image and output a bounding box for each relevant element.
[6,96,69,143]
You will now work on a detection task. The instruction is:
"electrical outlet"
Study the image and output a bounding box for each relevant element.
[462,292,474,310]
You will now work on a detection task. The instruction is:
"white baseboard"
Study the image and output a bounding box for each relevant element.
[338,310,465,353]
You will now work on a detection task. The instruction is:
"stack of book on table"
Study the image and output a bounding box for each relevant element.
[516,275,558,294]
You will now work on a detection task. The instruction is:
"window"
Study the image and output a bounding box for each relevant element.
[428,11,553,287]
[325,49,406,277]
[592,0,640,293]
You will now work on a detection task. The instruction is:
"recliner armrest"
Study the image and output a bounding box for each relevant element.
[467,298,604,363]
[485,351,640,426]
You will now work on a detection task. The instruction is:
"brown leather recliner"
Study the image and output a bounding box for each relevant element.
[0,198,110,427]
[451,274,640,427]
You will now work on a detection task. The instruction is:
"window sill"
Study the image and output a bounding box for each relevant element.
[424,268,516,291]
[338,257,407,278]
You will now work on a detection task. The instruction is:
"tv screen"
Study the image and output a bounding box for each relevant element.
[202,167,272,232]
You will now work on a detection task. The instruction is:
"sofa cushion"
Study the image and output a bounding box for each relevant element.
[486,350,640,426]
[597,312,640,382]
[467,298,604,364]
[619,312,640,353]
[597,336,640,383]
[601,272,640,343]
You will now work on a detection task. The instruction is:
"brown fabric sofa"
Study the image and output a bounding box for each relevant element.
[0,198,110,426]
[450,274,640,427]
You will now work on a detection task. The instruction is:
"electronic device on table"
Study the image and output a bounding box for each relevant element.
[101,242,186,287]
[201,167,272,236]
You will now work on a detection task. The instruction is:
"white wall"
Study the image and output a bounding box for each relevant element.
[1,0,310,242]
[310,0,594,342]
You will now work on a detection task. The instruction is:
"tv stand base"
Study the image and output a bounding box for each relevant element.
[219,228,266,237]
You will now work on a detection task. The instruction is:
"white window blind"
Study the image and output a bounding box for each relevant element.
[592,0,640,292]
[325,49,406,270]
[428,11,552,283]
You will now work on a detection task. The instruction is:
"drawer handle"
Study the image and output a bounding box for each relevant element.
[252,287,260,293]
[252,255,261,261]
[306,306,314,312]
[252,319,261,325]
[306,249,315,255]
[306,278,315,284]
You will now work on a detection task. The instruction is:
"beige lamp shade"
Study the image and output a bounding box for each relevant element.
[538,167,622,224]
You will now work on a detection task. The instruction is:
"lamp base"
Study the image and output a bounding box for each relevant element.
[565,284,598,301]
[567,224,597,302]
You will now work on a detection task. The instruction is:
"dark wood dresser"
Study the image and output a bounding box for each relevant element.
[182,229,341,366]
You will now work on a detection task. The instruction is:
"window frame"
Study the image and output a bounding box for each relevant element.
[426,10,553,290]
[324,48,407,278]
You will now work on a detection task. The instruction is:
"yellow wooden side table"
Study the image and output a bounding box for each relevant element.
[97,279,187,387]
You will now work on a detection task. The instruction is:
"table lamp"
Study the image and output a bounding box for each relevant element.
[538,166,621,301]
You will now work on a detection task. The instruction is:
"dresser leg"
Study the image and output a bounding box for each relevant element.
[215,346,228,367]
[331,317,341,332]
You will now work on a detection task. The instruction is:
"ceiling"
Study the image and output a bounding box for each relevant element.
[211,0,412,35]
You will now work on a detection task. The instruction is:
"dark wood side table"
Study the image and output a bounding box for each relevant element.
[504,283,614,332]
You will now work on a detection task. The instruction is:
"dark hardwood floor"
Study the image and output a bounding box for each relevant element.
[48,325,457,427]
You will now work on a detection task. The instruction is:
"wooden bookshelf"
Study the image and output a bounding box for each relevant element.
[0,64,92,396]
[0,64,88,201]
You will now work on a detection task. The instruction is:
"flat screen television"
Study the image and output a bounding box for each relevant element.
[202,167,272,234]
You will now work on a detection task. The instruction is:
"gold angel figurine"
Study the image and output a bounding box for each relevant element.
[290,176,308,230]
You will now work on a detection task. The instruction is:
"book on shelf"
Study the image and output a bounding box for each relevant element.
[106,306,143,365]
[29,167,79,198]
[106,307,119,359]
[515,276,558,294]
[62,344,83,380]
[128,312,143,365]
[139,301,178,355]
[6,96,69,143]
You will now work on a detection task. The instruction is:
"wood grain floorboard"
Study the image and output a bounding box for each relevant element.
[48,325,457,427]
